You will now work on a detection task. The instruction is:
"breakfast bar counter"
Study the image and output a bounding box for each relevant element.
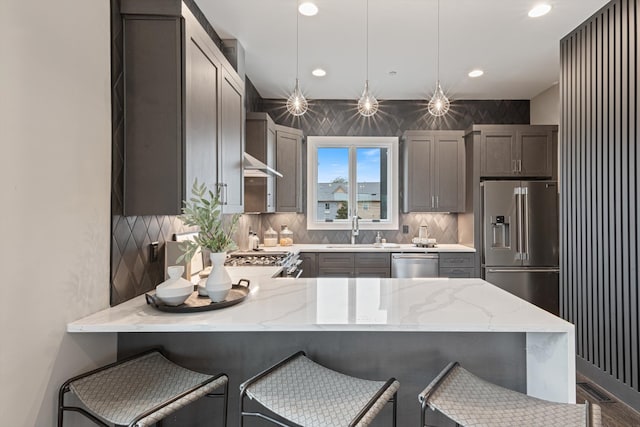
[68,275,575,426]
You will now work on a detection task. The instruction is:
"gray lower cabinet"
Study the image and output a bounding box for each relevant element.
[275,125,304,212]
[402,131,465,213]
[122,1,244,215]
[479,125,554,178]
[438,253,476,278]
[299,252,318,278]
[316,252,390,278]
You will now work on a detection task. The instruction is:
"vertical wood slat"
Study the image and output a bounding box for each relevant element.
[560,0,638,393]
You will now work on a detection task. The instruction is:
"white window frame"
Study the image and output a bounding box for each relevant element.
[306,136,399,230]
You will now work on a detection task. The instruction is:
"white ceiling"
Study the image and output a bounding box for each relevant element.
[197,0,608,100]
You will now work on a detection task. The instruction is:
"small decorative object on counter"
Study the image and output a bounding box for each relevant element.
[279,225,293,246]
[177,180,239,303]
[374,231,382,247]
[263,226,278,247]
[155,266,193,306]
[249,232,260,250]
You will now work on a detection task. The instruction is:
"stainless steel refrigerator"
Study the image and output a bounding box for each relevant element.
[482,181,559,315]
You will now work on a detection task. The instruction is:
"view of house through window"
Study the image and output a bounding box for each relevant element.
[307,137,398,230]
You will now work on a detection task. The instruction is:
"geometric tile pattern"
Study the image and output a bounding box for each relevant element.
[245,354,398,427]
[420,363,599,427]
[69,351,227,426]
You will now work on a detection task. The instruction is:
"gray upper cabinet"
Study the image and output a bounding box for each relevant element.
[275,125,304,213]
[245,113,276,213]
[122,1,244,215]
[403,130,465,213]
[480,125,553,178]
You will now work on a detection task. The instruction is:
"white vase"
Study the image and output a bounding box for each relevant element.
[206,252,232,302]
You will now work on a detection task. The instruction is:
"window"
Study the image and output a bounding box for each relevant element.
[307,136,399,230]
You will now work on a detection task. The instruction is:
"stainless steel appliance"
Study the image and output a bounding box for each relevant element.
[482,181,559,314]
[391,253,439,278]
[226,251,303,278]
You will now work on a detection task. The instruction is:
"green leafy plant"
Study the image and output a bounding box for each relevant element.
[177,180,240,263]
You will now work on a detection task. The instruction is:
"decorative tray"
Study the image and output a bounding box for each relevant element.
[145,279,250,313]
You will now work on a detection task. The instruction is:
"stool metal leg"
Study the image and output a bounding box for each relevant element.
[392,392,397,427]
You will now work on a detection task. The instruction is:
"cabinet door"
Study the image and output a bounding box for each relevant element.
[123,16,184,215]
[434,134,464,212]
[275,128,303,212]
[355,268,391,278]
[404,134,435,212]
[517,129,553,177]
[245,114,276,212]
[185,19,219,205]
[480,130,517,177]
[219,69,244,213]
[299,252,318,278]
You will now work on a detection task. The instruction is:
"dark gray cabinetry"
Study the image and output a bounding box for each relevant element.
[275,125,304,212]
[317,252,390,278]
[299,252,318,278]
[402,131,465,213]
[122,1,244,215]
[245,113,276,213]
[480,126,553,178]
[438,253,476,278]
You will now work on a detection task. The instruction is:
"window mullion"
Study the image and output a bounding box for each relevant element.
[349,145,357,217]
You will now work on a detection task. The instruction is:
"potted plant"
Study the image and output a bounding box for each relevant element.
[177,180,240,302]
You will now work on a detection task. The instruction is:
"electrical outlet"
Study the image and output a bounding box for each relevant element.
[150,242,159,262]
[402,225,409,234]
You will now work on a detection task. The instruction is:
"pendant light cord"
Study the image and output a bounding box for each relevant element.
[296,0,299,80]
[366,0,369,81]
[436,0,440,83]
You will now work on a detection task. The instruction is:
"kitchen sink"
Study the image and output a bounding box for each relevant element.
[325,243,400,249]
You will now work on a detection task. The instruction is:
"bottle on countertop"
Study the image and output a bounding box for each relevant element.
[263,226,278,247]
[249,232,259,250]
[374,231,382,247]
[279,225,293,246]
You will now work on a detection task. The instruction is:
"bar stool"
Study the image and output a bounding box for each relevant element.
[239,351,399,427]
[58,348,228,426]
[418,362,602,427]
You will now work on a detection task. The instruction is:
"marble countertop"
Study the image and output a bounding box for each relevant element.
[68,268,571,333]
[240,243,475,254]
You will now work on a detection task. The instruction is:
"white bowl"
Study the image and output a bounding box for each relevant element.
[156,282,193,306]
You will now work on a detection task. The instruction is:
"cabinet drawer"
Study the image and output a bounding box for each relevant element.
[355,268,391,278]
[355,253,390,268]
[439,253,474,268]
[318,268,354,278]
[318,253,355,269]
[439,267,475,278]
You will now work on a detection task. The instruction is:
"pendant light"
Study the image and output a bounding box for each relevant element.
[428,0,450,117]
[287,1,308,116]
[357,0,378,117]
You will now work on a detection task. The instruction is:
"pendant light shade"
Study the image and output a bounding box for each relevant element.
[287,1,308,116]
[428,81,449,117]
[358,0,377,117]
[287,78,308,116]
[358,80,378,117]
[428,0,450,117]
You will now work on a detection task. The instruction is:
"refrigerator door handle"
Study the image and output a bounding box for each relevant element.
[486,268,560,273]
[522,186,529,260]
[514,187,522,260]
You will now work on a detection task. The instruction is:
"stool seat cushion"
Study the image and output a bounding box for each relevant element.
[245,355,399,427]
[69,351,227,427]
[420,364,600,427]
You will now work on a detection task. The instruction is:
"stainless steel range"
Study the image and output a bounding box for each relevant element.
[225,251,303,278]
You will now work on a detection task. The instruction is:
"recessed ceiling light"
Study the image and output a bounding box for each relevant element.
[468,69,484,78]
[528,4,552,18]
[388,70,398,76]
[312,68,326,77]
[298,2,318,16]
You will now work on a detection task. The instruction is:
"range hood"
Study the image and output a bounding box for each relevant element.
[243,152,283,178]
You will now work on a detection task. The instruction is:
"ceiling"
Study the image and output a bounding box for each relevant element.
[197,0,608,100]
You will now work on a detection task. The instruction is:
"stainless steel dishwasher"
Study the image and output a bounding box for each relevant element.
[391,253,439,278]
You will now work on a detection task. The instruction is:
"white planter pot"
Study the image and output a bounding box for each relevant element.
[206,252,232,302]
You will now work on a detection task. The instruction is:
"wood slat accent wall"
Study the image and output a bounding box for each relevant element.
[560,0,639,407]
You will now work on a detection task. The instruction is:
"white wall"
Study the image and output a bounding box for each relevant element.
[530,83,560,125]
[0,1,116,425]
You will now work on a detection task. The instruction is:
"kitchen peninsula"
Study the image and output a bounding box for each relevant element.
[69,270,574,426]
